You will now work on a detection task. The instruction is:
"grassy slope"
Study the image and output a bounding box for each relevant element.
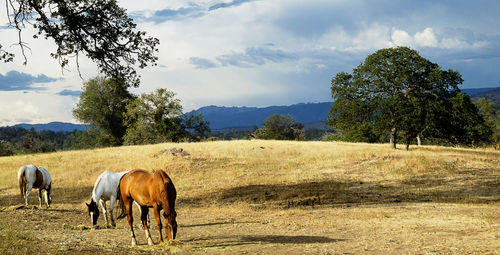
[0,140,499,254]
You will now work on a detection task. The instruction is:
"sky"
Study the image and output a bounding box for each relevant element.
[1,0,499,126]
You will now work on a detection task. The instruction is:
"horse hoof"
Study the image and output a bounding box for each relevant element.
[131,239,137,246]
[148,239,154,246]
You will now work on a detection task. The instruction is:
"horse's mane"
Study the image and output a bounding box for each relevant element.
[91,173,104,202]
[155,170,176,215]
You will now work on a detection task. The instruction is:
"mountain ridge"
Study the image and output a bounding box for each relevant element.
[4,87,498,132]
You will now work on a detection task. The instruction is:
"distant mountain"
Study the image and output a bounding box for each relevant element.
[12,122,90,132]
[468,87,500,106]
[462,87,499,97]
[188,102,332,130]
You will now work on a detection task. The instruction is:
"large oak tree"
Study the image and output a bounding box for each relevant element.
[328,47,490,149]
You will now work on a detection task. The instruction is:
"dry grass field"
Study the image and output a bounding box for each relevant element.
[0,140,499,254]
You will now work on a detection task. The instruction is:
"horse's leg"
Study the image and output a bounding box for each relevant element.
[108,196,116,227]
[153,205,163,243]
[141,206,154,245]
[25,183,33,206]
[99,199,109,226]
[38,189,42,207]
[135,201,149,228]
[124,198,137,246]
[44,190,50,207]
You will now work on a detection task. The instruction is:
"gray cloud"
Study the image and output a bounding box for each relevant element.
[217,46,297,67]
[130,4,204,24]
[57,89,81,97]
[189,57,218,69]
[208,0,256,11]
[131,0,258,24]
[190,46,297,69]
[0,71,60,91]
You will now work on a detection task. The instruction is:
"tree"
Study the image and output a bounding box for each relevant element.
[123,88,210,144]
[474,98,500,149]
[446,93,492,146]
[253,114,304,140]
[328,47,474,150]
[73,77,134,146]
[182,113,211,141]
[63,130,100,150]
[2,0,159,87]
[0,140,15,156]
[21,128,56,153]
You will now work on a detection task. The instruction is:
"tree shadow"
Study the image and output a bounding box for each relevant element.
[186,234,344,249]
[179,169,500,208]
[240,235,344,244]
[182,221,258,228]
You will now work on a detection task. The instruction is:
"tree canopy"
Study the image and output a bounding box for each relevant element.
[2,0,159,87]
[328,47,491,149]
[123,88,210,144]
[253,114,304,140]
[72,77,134,146]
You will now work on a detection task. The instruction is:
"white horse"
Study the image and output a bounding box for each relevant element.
[17,165,52,207]
[86,170,146,227]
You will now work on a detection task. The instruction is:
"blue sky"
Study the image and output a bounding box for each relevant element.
[1,0,499,125]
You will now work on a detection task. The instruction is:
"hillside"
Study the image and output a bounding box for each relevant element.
[12,121,90,132]
[470,87,500,106]
[0,140,498,254]
[461,87,499,97]
[188,102,332,130]
[190,88,500,131]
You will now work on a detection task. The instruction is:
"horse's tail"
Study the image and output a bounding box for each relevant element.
[17,166,26,198]
[115,180,127,219]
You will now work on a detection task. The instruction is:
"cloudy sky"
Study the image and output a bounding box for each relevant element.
[1,0,499,126]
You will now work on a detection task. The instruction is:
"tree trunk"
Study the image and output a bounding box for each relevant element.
[389,127,397,149]
[406,141,410,151]
[416,135,421,146]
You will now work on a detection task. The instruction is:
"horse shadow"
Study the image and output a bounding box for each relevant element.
[0,185,93,207]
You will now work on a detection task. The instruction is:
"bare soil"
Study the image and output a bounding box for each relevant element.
[1,170,499,254]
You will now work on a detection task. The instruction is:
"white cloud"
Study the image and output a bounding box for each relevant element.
[414,28,438,47]
[391,29,413,47]
[390,27,488,50]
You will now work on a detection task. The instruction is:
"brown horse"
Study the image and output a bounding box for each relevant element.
[118,169,177,246]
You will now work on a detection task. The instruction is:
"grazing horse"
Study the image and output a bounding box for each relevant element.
[86,170,147,227]
[118,169,177,246]
[86,170,129,227]
[17,165,52,207]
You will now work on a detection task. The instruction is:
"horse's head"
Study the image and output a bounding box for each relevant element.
[164,211,177,240]
[86,200,100,225]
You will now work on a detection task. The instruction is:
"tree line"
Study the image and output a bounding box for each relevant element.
[0,127,90,156]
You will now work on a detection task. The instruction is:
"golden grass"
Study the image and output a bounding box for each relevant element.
[0,140,498,253]
[1,140,498,207]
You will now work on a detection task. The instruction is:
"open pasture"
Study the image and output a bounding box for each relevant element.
[0,140,499,254]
